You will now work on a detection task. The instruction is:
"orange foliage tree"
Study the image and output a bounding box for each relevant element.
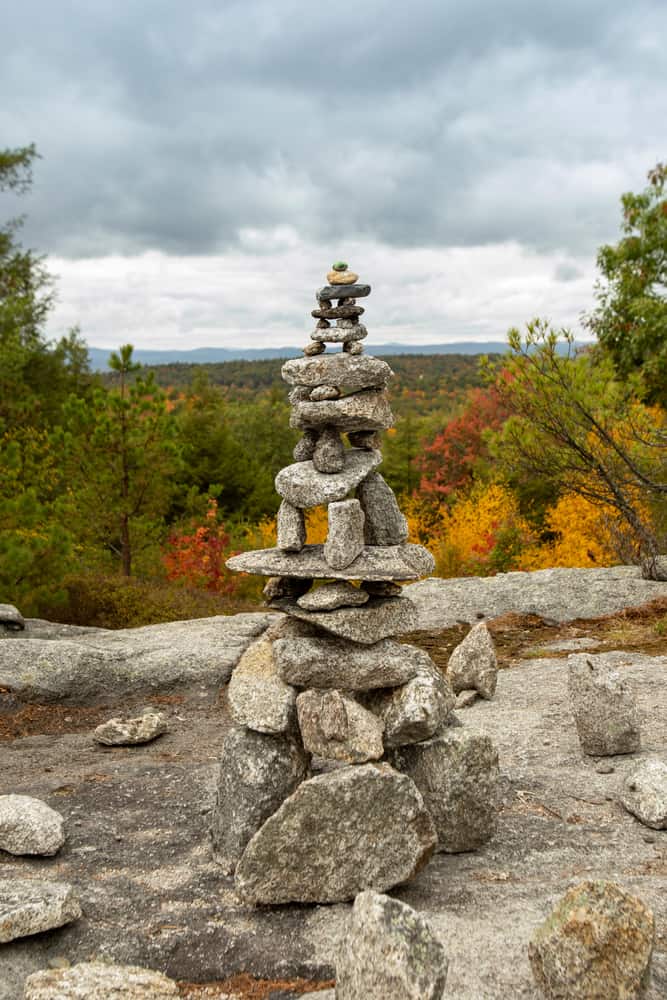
[163,499,239,595]
[419,385,511,498]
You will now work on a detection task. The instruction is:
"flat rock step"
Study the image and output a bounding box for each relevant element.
[226,543,435,581]
[281,354,393,391]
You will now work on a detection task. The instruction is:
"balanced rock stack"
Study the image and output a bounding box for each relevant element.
[217,265,499,906]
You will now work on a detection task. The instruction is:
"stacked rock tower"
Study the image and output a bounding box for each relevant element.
[216,264,498,906]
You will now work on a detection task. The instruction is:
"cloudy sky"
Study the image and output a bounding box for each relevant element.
[1,0,665,350]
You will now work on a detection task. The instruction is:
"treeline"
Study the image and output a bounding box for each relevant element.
[121,352,487,399]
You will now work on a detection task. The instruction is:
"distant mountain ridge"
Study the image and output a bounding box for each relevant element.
[88,342,509,370]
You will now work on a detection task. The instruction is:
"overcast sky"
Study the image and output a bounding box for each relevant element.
[1,0,665,350]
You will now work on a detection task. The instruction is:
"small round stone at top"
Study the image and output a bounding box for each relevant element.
[332,261,348,271]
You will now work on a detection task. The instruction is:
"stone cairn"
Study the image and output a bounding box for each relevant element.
[214,264,499,906]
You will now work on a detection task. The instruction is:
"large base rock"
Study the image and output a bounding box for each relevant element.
[24,962,179,999]
[234,763,436,904]
[0,880,81,943]
[336,890,448,999]
[528,880,654,999]
[210,726,310,874]
[568,654,641,756]
[388,730,500,852]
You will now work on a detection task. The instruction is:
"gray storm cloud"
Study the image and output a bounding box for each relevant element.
[1,0,665,260]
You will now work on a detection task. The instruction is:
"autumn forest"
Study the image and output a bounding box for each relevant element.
[2,146,666,627]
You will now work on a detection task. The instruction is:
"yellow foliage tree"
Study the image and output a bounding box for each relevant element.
[520,493,617,570]
[406,484,535,578]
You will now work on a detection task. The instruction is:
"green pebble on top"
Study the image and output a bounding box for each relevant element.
[332,261,348,271]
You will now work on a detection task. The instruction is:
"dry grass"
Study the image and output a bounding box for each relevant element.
[177,974,334,999]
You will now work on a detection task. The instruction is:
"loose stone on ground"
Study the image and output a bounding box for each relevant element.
[0,604,24,631]
[446,622,498,699]
[528,880,655,999]
[620,757,667,829]
[568,653,641,756]
[0,880,81,943]
[0,795,65,856]
[336,890,448,1000]
[93,710,168,747]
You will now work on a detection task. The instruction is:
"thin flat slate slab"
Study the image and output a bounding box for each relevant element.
[281,354,393,391]
[290,390,394,432]
[226,543,434,582]
[317,283,371,300]
[0,795,65,856]
[234,763,436,904]
[24,962,179,999]
[0,879,81,943]
[275,450,382,508]
[274,595,418,645]
[274,635,424,690]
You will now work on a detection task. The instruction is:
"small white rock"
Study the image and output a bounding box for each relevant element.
[0,795,65,856]
[455,689,478,709]
[93,710,168,746]
[447,623,497,699]
[620,757,667,829]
